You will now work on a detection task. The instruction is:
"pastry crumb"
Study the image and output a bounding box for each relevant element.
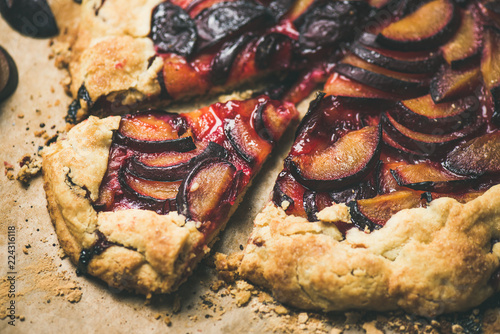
[274,305,289,315]
[214,252,243,283]
[232,280,253,306]
[16,154,42,184]
[210,280,225,292]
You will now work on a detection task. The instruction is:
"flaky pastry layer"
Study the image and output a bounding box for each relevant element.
[240,191,500,317]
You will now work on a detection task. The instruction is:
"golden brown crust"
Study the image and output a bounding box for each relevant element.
[66,0,164,116]
[42,116,206,295]
[240,188,500,317]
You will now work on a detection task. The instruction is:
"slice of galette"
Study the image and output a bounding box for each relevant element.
[240,93,500,317]
[43,96,297,295]
[61,0,373,121]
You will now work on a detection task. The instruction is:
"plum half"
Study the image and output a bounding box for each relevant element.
[348,190,426,228]
[430,65,482,103]
[290,125,382,192]
[444,131,500,177]
[376,0,459,51]
[176,157,240,224]
[440,6,482,69]
[390,162,471,192]
[389,94,478,134]
[116,111,196,153]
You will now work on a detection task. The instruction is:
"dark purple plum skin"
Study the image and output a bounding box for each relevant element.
[255,32,292,70]
[195,0,274,51]
[289,124,382,192]
[334,63,429,96]
[127,142,228,181]
[223,118,256,164]
[293,0,373,55]
[346,201,380,232]
[0,45,18,103]
[114,131,196,153]
[0,0,58,38]
[211,33,254,85]
[151,2,197,57]
[375,1,460,52]
[176,157,237,222]
[350,42,442,74]
[117,165,171,215]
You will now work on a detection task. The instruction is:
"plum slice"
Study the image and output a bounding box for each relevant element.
[253,99,295,143]
[324,73,400,100]
[120,166,181,201]
[272,171,303,217]
[377,161,408,194]
[0,0,58,38]
[151,2,197,57]
[116,111,196,153]
[440,7,482,69]
[348,190,426,228]
[0,46,18,103]
[444,131,500,177]
[255,33,292,71]
[303,191,336,222]
[293,0,372,55]
[116,166,178,214]
[176,157,238,223]
[195,0,274,51]
[376,0,459,51]
[290,125,382,192]
[335,55,429,97]
[390,162,471,192]
[127,142,227,181]
[382,112,483,157]
[224,114,272,165]
[390,94,478,134]
[211,33,254,85]
[382,129,423,157]
[430,65,482,103]
[481,27,500,125]
[350,42,442,74]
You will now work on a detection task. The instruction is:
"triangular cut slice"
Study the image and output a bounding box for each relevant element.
[65,0,373,122]
[240,90,500,316]
[43,96,297,295]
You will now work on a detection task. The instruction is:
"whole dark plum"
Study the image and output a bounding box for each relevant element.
[0,46,18,103]
[195,0,275,51]
[0,0,58,38]
[151,2,197,57]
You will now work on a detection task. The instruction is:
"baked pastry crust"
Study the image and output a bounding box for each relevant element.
[43,116,205,295]
[240,188,500,317]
